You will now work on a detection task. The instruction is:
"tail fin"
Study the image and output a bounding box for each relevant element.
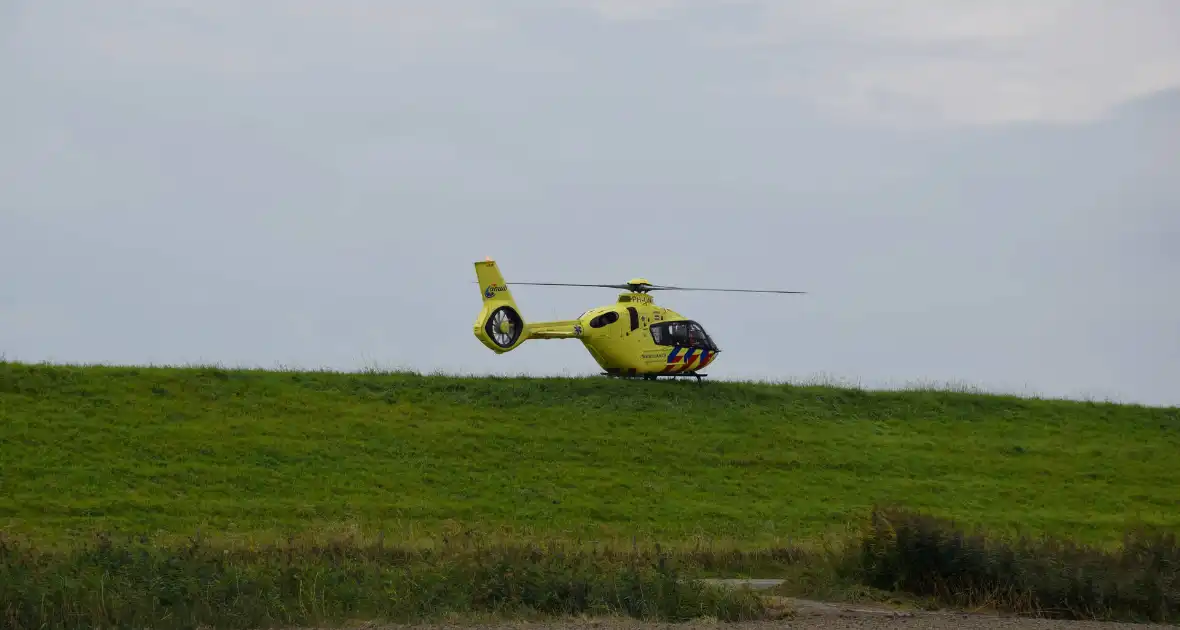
[473,258,527,353]
[476,258,516,306]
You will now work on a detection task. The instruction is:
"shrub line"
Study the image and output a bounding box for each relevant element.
[3,507,1176,628]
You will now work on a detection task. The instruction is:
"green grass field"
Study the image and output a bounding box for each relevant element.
[3,360,1177,547]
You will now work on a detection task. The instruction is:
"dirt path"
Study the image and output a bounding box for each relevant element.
[298,598,1175,630]
[711,578,1176,628]
[773,596,1174,628]
[296,579,1176,629]
[306,611,1176,630]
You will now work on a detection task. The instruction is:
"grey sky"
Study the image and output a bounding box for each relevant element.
[2,1,1178,406]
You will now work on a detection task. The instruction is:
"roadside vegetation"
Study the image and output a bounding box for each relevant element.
[2,507,1176,628]
[1,361,1177,627]
[0,532,770,629]
[855,507,1179,623]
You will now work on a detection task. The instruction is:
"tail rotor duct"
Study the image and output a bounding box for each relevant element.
[485,305,523,348]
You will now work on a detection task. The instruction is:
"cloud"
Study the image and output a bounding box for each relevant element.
[509,0,1180,126]
[16,0,1175,127]
[11,0,507,77]
[1,0,1177,405]
[574,0,689,21]
[713,0,1180,126]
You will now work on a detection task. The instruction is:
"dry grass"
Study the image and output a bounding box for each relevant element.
[854,507,1180,624]
[2,508,1177,628]
[0,532,769,629]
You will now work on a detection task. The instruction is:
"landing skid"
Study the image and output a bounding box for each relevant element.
[601,371,708,383]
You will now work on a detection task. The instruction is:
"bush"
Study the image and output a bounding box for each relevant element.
[0,533,766,630]
[857,507,1179,623]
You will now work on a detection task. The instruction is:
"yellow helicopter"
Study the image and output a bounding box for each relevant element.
[473,258,805,381]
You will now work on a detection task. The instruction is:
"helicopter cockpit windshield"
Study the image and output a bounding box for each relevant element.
[650,320,719,352]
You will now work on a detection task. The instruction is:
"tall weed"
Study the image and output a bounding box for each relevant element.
[0,533,766,630]
[856,506,1179,623]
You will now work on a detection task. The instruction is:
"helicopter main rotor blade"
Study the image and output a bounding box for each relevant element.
[473,280,806,294]
[506,282,635,290]
[646,285,806,294]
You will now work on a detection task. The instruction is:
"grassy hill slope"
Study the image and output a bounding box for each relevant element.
[1,361,1177,546]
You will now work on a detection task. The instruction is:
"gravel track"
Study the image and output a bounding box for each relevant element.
[295,579,1177,629]
[296,598,1176,630]
[300,611,1176,630]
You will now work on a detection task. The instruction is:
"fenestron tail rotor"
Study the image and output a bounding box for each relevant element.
[484,305,523,348]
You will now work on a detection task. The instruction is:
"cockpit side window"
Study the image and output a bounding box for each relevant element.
[649,320,718,350]
[589,310,620,328]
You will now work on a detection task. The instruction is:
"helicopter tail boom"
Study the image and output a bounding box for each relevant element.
[525,320,582,339]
